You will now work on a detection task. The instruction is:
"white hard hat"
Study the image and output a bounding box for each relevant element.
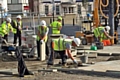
[16,15,22,19]
[73,38,81,46]
[6,17,11,23]
[40,20,46,26]
[105,26,110,32]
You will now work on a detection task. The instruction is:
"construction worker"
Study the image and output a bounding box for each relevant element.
[47,37,81,67]
[0,17,13,41]
[93,26,113,45]
[36,20,49,60]
[50,16,62,34]
[12,15,23,46]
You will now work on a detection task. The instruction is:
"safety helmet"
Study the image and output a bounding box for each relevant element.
[57,16,62,21]
[105,26,110,32]
[73,38,81,46]
[40,20,46,26]
[6,17,11,23]
[16,15,22,19]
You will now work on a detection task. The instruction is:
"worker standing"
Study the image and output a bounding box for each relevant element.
[0,17,13,41]
[36,20,49,60]
[50,16,62,34]
[93,26,113,46]
[47,37,81,67]
[12,15,23,46]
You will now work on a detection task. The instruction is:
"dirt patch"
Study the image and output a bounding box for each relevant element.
[0,54,120,80]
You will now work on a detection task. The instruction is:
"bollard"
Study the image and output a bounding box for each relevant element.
[40,42,46,61]
[73,18,75,26]
[62,19,64,26]
[50,18,52,23]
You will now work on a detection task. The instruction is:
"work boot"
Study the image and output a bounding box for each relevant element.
[62,63,68,68]
[47,64,53,69]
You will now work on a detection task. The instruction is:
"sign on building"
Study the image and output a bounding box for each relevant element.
[24,6,29,10]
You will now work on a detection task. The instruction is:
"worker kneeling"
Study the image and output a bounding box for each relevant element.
[47,37,81,67]
[93,26,113,46]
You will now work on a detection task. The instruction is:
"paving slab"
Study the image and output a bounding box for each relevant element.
[77,45,120,56]
[77,60,120,72]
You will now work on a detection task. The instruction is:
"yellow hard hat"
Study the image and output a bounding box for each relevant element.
[58,16,62,21]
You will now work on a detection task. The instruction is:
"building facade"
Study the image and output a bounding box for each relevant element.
[7,0,29,15]
[29,0,94,17]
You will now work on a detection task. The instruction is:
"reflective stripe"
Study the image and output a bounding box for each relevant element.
[58,38,60,50]
[94,27,107,41]
[36,26,48,42]
[53,38,72,51]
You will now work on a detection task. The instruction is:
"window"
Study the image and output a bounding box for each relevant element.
[88,4,92,13]
[56,5,60,15]
[45,5,49,15]
[11,0,19,4]
[69,7,74,13]
[77,5,81,14]
[63,7,67,13]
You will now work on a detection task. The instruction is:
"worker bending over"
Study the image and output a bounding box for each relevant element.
[36,20,49,60]
[47,37,81,67]
[11,15,23,46]
[93,26,113,46]
[50,16,62,34]
[0,17,13,41]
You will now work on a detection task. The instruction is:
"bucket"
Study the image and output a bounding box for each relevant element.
[102,40,111,46]
[80,55,88,63]
[90,45,97,50]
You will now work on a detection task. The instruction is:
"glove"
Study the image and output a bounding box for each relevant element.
[73,60,78,64]
[40,40,44,44]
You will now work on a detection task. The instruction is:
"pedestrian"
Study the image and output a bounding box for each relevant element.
[47,37,81,67]
[49,16,62,34]
[93,25,113,46]
[0,17,13,41]
[36,20,49,60]
[12,15,23,46]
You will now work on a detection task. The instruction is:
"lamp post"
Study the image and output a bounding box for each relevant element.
[52,0,55,21]
[109,0,114,45]
[0,4,3,24]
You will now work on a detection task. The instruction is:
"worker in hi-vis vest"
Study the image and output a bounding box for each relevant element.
[11,15,23,46]
[93,26,113,42]
[0,17,13,41]
[47,37,81,67]
[36,20,49,60]
[50,16,62,34]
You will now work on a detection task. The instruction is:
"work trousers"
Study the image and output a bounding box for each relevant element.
[93,35,99,42]
[36,40,49,58]
[47,42,67,65]
[13,33,22,46]
[3,34,8,41]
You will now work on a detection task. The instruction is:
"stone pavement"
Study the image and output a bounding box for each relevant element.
[77,45,120,56]
[77,60,120,72]
[0,45,120,78]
